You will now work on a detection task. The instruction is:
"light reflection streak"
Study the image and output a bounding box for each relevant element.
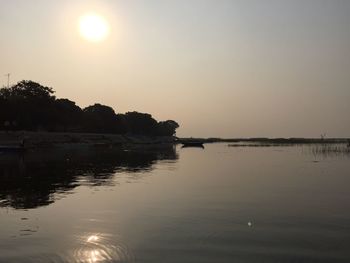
[72,232,134,263]
[87,235,99,243]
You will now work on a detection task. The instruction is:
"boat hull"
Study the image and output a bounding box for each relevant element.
[181,142,204,148]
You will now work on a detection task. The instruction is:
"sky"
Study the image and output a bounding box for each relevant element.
[1,0,350,138]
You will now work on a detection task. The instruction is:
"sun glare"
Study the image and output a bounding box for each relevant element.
[79,13,110,42]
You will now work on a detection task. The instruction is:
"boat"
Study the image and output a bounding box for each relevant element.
[181,141,204,148]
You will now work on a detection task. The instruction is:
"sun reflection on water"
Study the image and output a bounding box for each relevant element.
[81,249,104,263]
[87,235,99,243]
[72,233,134,263]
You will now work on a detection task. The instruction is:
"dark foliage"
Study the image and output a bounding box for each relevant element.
[123,111,158,135]
[158,120,180,136]
[54,99,83,132]
[0,80,179,136]
[0,80,56,131]
[83,103,117,133]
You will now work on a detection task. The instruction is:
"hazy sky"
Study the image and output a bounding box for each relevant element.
[1,0,350,137]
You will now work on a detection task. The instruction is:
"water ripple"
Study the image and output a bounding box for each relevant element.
[69,233,135,263]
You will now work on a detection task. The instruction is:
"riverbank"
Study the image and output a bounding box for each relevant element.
[180,137,349,144]
[1,132,349,150]
[0,131,176,149]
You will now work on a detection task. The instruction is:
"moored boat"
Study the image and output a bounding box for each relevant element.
[181,141,204,148]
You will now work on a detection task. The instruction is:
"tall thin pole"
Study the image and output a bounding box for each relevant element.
[5,73,10,88]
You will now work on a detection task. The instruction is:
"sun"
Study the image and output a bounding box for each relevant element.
[79,13,110,42]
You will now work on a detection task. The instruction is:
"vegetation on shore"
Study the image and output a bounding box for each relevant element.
[180,137,349,144]
[0,80,179,136]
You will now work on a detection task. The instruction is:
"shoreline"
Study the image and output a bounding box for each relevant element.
[1,131,349,150]
[0,131,176,149]
[179,137,349,144]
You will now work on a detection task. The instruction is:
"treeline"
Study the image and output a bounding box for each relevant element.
[0,80,179,136]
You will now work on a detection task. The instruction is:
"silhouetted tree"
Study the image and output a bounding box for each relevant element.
[157,120,179,136]
[54,99,83,132]
[0,95,7,130]
[0,80,179,135]
[0,80,56,130]
[0,80,55,100]
[115,114,128,134]
[123,111,158,135]
[83,103,117,133]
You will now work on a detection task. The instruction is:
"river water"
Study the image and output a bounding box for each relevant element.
[0,143,349,262]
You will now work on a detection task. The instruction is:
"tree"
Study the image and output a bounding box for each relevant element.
[0,80,56,130]
[0,80,55,100]
[123,111,158,135]
[0,80,180,136]
[157,120,179,136]
[83,103,117,133]
[54,99,83,132]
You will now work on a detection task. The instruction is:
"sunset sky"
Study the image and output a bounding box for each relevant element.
[1,0,350,137]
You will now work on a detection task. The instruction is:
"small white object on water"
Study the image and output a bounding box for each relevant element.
[248,221,253,227]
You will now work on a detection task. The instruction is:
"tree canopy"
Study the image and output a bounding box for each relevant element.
[0,80,179,136]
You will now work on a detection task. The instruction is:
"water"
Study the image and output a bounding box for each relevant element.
[0,143,349,262]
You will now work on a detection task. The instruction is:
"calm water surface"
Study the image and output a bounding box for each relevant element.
[0,143,349,262]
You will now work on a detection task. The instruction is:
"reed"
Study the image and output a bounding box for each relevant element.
[309,143,350,157]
